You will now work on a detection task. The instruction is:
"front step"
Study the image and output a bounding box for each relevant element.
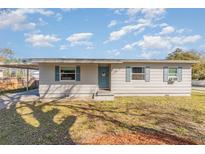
[94,90,114,101]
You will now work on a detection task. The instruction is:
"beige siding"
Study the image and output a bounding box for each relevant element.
[39,63,98,98]
[111,63,192,96]
[39,62,192,98]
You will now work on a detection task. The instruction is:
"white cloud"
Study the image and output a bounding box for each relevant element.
[108,25,137,41]
[176,28,192,34]
[126,8,165,19]
[107,42,137,57]
[38,18,47,26]
[113,9,125,15]
[159,26,175,35]
[107,44,159,59]
[109,9,200,58]
[0,9,27,30]
[13,22,36,31]
[137,34,201,50]
[121,42,138,51]
[107,20,117,28]
[0,9,54,31]
[114,51,120,56]
[119,34,201,58]
[125,8,166,23]
[69,41,94,48]
[25,33,60,47]
[67,33,93,43]
[137,35,171,49]
[107,9,165,42]
[107,19,151,42]
[170,35,201,45]
[126,8,141,17]
[55,13,63,21]
[160,23,168,27]
[17,9,54,16]
[176,29,185,34]
[121,44,134,51]
[140,9,166,19]
[66,32,94,49]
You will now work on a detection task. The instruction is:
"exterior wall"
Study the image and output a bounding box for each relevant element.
[39,62,192,98]
[111,63,192,96]
[39,63,98,98]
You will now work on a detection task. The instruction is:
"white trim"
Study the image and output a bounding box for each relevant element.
[131,66,145,81]
[59,65,76,82]
[168,67,178,79]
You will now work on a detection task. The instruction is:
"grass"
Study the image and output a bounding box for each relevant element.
[1,92,205,144]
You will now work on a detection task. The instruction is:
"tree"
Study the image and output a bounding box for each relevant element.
[167,48,201,60]
[166,48,205,80]
[0,48,24,78]
[0,48,15,61]
[192,60,205,80]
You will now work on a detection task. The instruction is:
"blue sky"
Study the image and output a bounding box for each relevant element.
[0,8,205,59]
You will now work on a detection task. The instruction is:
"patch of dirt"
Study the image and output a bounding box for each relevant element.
[84,132,196,145]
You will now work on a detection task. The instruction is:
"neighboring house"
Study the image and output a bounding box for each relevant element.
[192,80,205,87]
[25,58,196,99]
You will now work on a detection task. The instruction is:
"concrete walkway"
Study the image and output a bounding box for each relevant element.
[0,89,39,110]
[192,86,205,91]
[192,86,205,94]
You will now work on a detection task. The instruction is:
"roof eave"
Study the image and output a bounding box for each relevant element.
[26,59,198,64]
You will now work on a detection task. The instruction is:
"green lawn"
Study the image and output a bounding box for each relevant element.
[0,92,205,144]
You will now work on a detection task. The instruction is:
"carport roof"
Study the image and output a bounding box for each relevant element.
[0,63,39,70]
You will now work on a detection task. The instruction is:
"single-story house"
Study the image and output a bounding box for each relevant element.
[24,58,196,100]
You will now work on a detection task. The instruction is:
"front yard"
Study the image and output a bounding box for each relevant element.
[0,92,205,144]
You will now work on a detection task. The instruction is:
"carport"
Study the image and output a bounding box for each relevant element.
[0,62,39,91]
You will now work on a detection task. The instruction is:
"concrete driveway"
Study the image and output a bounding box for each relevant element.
[0,89,39,110]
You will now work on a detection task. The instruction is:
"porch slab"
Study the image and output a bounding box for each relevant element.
[94,96,114,101]
[94,90,114,101]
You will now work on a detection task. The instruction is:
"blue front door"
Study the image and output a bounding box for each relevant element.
[98,66,109,89]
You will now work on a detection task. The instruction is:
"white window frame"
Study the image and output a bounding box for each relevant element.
[168,67,178,79]
[59,66,76,81]
[131,66,145,80]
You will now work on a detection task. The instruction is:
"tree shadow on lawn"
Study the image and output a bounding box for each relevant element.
[0,99,203,145]
[0,102,76,145]
[51,102,198,144]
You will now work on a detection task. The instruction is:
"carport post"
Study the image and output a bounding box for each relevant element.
[26,68,29,91]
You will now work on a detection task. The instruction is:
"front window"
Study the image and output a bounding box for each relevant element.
[168,68,177,78]
[132,67,145,80]
[60,67,76,81]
